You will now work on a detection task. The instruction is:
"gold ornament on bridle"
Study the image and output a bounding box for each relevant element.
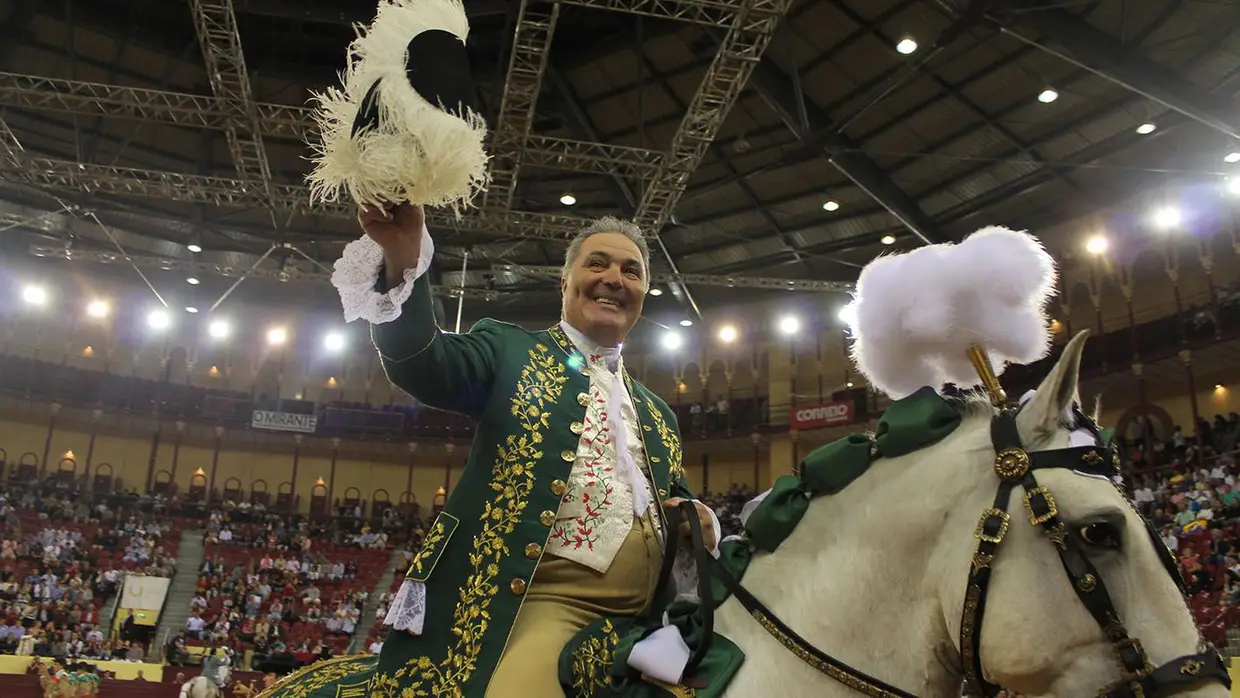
[967,344,1007,407]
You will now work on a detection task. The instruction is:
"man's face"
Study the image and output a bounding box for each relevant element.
[561,232,646,346]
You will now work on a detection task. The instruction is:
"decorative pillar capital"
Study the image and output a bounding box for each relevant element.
[175,420,187,433]
[789,429,799,443]
[49,403,61,416]
[214,426,225,439]
[293,434,303,445]
[1178,349,1191,367]
[444,443,456,456]
[750,433,761,447]
[90,409,103,423]
[407,442,418,453]
[1130,363,1143,378]
[331,437,341,450]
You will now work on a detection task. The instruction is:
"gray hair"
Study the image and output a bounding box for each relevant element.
[561,216,651,288]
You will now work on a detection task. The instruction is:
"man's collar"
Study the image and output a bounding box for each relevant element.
[559,320,622,372]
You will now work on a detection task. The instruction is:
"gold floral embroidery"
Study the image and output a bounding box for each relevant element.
[645,397,685,482]
[253,654,375,698]
[406,512,458,582]
[371,342,569,698]
[570,619,621,697]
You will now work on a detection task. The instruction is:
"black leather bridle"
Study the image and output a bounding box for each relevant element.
[709,404,1234,698]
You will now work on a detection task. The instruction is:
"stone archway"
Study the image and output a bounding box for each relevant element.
[1113,403,1174,443]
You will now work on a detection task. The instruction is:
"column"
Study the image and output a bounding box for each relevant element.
[290,434,303,512]
[328,438,341,506]
[208,426,224,503]
[1180,350,1203,467]
[84,409,102,488]
[750,433,761,490]
[169,421,186,488]
[39,403,60,479]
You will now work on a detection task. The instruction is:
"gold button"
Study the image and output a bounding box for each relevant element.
[658,489,667,497]
[550,479,567,496]
[510,578,527,595]
[577,392,590,407]
[524,543,541,559]
[633,397,642,404]
[643,425,652,432]
[560,449,575,462]
[650,456,661,463]
[570,421,584,435]
[540,510,555,526]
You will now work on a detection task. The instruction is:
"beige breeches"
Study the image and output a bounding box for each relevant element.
[484,516,663,698]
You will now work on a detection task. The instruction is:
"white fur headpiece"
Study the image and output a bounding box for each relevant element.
[847,226,1058,399]
[307,0,489,212]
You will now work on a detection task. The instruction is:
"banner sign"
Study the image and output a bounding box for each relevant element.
[790,401,854,430]
[252,410,318,434]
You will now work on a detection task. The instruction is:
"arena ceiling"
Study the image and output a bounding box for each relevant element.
[0,0,1238,327]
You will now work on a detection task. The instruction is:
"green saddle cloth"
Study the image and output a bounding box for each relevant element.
[255,654,378,698]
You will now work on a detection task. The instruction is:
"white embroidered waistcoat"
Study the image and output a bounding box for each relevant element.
[548,324,661,573]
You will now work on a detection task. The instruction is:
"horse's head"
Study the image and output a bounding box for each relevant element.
[937,331,1228,697]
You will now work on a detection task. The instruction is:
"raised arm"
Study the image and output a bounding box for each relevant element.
[332,203,501,418]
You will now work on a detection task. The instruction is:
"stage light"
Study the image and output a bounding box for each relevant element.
[147,309,170,330]
[266,327,288,346]
[21,285,47,306]
[560,192,577,206]
[822,200,840,212]
[717,325,738,343]
[661,332,682,351]
[1225,152,1240,164]
[778,315,800,335]
[185,306,199,314]
[324,331,346,352]
[880,234,896,245]
[895,37,918,55]
[1135,123,1156,135]
[1085,235,1108,255]
[85,300,109,318]
[1226,177,1240,196]
[187,243,202,253]
[648,288,663,296]
[838,304,857,327]
[679,319,693,327]
[1037,88,1059,103]
[186,276,200,285]
[1151,205,1182,229]
[208,319,230,340]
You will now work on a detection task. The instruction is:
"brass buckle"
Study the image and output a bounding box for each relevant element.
[1024,487,1058,526]
[974,508,1011,544]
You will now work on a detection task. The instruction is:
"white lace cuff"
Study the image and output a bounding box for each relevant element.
[672,501,721,603]
[332,224,435,324]
[382,579,426,635]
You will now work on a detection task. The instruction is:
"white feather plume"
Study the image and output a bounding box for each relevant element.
[307,0,489,213]
[848,226,1057,399]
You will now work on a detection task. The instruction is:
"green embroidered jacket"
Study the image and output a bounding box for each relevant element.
[362,275,693,698]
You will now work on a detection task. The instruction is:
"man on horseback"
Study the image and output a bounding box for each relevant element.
[198,647,230,696]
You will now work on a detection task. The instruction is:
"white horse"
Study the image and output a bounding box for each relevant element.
[715,331,1228,698]
[181,665,232,698]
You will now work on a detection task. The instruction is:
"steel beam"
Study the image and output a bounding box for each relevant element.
[997,5,1240,140]
[0,73,666,179]
[556,0,779,27]
[26,245,501,300]
[188,0,276,206]
[493,263,853,292]
[748,59,947,245]
[483,1,560,214]
[630,1,792,234]
[0,153,593,240]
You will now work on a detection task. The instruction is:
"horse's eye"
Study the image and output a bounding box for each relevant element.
[1078,522,1122,550]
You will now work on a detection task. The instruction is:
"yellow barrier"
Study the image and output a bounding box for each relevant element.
[0,655,162,681]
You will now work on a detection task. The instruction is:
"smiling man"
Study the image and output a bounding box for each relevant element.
[329,204,720,698]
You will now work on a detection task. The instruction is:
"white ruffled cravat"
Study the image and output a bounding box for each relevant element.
[559,321,651,517]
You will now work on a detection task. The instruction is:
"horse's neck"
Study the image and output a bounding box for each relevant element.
[719,427,987,698]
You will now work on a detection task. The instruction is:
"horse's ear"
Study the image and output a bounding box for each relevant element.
[1015,330,1089,446]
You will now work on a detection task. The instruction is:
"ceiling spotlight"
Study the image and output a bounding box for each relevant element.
[661,332,682,351]
[1151,205,1182,229]
[717,325,738,343]
[1226,177,1240,196]
[147,309,171,330]
[185,306,199,314]
[208,319,230,340]
[837,304,857,327]
[648,288,663,296]
[1085,235,1108,255]
[822,200,840,212]
[85,300,109,318]
[187,243,203,253]
[895,37,918,55]
[21,285,47,306]
[186,276,200,285]
[266,327,288,346]
[1224,152,1240,164]
[880,234,896,245]
[559,192,577,206]
[1135,123,1156,135]
[778,315,800,335]
[323,331,346,352]
[1037,88,1059,104]
[679,319,694,327]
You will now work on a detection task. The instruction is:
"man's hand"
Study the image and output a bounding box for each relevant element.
[358,202,425,289]
[663,497,717,551]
